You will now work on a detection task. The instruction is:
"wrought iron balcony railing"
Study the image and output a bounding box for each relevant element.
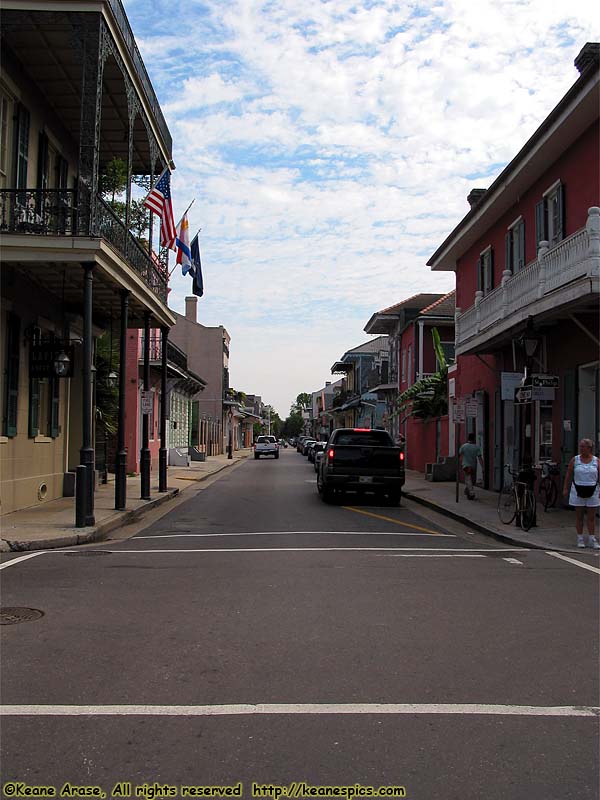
[1,188,168,303]
[140,336,189,372]
[107,0,172,153]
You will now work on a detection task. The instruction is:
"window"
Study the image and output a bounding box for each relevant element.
[401,350,406,383]
[477,247,494,295]
[438,342,455,370]
[3,313,20,437]
[0,87,11,189]
[536,182,565,247]
[28,328,59,438]
[407,345,412,386]
[15,104,30,189]
[505,217,525,273]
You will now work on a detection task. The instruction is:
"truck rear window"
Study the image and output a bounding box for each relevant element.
[333,431,394,447]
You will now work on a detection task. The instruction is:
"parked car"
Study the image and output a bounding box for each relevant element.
[312,441,327,470]
[254,435,279,459]
[317,428,405,504]
[302,439,317,456]
[296,437,307,453]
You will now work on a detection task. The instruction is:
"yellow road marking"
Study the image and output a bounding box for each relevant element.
[342,506,443,535]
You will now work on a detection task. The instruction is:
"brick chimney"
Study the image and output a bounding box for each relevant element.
[467,188,487,209]
[574,42,600,75]
[185,296,197,323]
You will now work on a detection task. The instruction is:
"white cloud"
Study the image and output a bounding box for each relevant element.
[123,0,598,416]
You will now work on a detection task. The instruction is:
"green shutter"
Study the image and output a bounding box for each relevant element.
[487,248,495,292]
[28,377,39,437]
[535,199,546,246]
[517,220,525,270]
[50,376,60,438]
[4,314,20,437]
[556,183,565,242]
[476,256,482,292]
[505,231,512,273]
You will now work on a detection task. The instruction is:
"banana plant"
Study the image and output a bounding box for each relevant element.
[393,327,449,421]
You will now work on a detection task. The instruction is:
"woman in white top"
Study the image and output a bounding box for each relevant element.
[563,438,600,549]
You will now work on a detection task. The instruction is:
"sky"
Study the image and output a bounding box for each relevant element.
[124,0,597,419]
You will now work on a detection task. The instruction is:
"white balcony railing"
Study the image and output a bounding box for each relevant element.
[456,206,600,349]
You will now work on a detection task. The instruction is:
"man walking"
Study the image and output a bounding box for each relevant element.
[459,433,484,500]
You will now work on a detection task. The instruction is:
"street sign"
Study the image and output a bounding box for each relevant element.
[454,401,465,423]
[465,399,478,418]
[514,387,532,404]
[532,387,555,401]
[141,391,153,415]
[531,374,559,388]
[501,372,524,401]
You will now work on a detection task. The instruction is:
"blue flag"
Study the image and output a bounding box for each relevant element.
[190,234,204,298]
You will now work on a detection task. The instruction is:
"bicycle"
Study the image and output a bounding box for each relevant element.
[537,461,560,511]
[497,465,537,531]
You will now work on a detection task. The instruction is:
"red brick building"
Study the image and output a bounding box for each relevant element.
[428,43,599,489]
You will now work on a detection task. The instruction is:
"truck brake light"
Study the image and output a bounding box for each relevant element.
[353,428,370,432]
[399,451,405,461]
[328,448,335,460]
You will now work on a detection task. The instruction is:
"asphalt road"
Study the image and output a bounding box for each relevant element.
[1,449,599,800]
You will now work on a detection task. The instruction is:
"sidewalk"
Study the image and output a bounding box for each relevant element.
[0,449,252,553]
[403,470,588,554]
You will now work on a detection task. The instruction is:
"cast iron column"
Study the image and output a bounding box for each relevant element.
[159,325,168,491]
[78,261,95,526]
[115,290,129,510]
[140,311,151,499]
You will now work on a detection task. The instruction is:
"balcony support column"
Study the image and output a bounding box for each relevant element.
[536,240,549,299]
[587,206,600,276]
[140,311,152,500]
[474,290,483,334]
[76,262,96,527]
[159,326,169,492]
[115,290,130,510]
[76,17,109,236]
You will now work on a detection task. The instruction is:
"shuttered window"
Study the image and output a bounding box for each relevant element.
[28,327,41,438]
[477,248,494,295]
[505,219,526,273]
[4,313,20,437]
[15,104,30,189]
[536,182,565,247]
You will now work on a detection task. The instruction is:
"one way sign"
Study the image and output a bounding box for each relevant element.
[514,387,532,404]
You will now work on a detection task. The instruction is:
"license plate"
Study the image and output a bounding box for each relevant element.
[358,476,373,484]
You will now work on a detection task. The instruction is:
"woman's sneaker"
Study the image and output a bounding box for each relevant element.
[577,535,586,548]
[587,536,600,550]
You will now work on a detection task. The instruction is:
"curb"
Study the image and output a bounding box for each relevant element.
[402,489,551,551]
[0,488,180,553]
[0,455,249,554]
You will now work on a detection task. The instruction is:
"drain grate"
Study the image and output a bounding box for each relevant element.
[0,607,44,625]
[64,550,112,557]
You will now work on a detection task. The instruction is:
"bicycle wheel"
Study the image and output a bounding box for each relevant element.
[498,483,517,524]
[521,490,536,531]
[538,477,551,511]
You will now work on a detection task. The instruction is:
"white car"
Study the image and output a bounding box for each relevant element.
[254,435,279,459]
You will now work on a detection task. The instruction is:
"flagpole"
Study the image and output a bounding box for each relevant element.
[175,198,195,227]
[169,204,197,278]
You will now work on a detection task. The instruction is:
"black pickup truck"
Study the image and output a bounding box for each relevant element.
[317,428,405,505]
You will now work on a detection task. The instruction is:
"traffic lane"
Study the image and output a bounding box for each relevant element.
[1,549,597,706]
[1,713,598,800]
[132,452,463,543]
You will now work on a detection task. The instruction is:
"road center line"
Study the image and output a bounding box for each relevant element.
[0,552,45,570]
[342,506,444,535]
[1,703,597,718]
[545,551,600,575]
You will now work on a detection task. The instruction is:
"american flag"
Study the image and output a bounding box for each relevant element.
[143,169,176,251]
